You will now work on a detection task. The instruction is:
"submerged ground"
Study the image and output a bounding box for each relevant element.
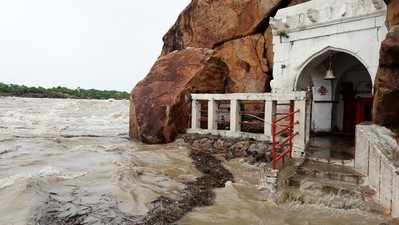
[0,97,391,225]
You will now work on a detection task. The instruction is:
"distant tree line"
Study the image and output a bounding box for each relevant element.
[0,83,129,100]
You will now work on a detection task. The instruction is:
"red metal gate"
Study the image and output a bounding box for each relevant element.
[271,101,300,169]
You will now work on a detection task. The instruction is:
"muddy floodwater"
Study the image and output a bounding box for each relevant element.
[0,97,391,225]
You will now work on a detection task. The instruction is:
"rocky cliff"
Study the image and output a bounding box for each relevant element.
[373,0,399,131]
[130,0,308,144]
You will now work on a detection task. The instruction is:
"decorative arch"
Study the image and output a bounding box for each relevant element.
[292,46,374,133]
[293,46,372,91]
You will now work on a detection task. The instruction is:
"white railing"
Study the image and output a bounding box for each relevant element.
[187,92,310,158]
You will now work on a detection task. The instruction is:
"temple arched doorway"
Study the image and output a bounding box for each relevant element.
[295,50,373,160]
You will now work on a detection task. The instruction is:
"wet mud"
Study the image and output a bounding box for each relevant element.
[138,148,234,225]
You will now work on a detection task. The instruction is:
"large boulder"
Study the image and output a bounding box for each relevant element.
[264,27,274,72]
[130,48,228,144]
[373,27,399,128]
[161,0,287,55]
[215,34,270,93]
[385,0,399,28]
[129,0,313,144]
[373,0,399,130]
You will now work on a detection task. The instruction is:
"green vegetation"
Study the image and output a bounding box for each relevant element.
[0,83,129,100]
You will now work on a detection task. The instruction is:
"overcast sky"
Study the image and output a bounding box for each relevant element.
[0,0,189,91]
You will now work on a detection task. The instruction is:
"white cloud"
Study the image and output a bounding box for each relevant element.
[0,0,189,91]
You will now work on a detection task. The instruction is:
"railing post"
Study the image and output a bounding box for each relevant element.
[191,99,201,129]
[293,99,306,158]
[272,103,277,169]
[288,100,294,158]
[305,96,311,146]
[230,99,240,133]
[265,100,277,141]
[208,99,217,131]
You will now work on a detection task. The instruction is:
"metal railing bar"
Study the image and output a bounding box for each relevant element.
[240,113,265,122]
[273,109,300,123]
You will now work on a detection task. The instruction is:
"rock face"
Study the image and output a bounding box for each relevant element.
[385,0,399,28]
[161,0,287,55]
[373,0,399,130]
[130,48,227,144]
[216,34,269,93]
[129,0,310,144]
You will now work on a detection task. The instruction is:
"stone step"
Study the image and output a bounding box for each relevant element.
[292,176,363,194]
[282,176,382,212]
[296,160,365,185]
[277,159,384,213]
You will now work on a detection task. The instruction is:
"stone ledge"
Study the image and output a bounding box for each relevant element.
[181,133,272,164]
[186,129,270,142]
[355,123,399,218]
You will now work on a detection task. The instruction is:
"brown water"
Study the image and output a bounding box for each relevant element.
[0,97,389,225]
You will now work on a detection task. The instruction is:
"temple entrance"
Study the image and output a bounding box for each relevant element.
[296,50,373,161]
[269,0,386,161]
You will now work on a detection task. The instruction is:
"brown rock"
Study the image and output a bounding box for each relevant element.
[247,142,272,162]
[288,0,310,5]
[192,138,216,150]
[130,48,228,144]
[373,66,399,128]
[373,0,399,130]
[129,0,314,144]
[264,27,274,71]
[229,141,251,158]
[385,0,399,28]
[129,97,140,140]
[379,26,399,66]
[213,138,235,151]
[262,0,309,72]
[162,0,287,55]
[216,34,269,93]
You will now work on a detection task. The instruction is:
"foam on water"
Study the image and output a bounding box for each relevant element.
[0,166,87,190]
[0,97,392,225]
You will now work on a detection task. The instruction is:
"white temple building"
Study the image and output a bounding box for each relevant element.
[269,1,399,216]
[270,0,387,133]
[188,0,399,216]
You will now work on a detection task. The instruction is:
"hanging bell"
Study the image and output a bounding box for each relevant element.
[324,68,336,80]
[324,53,336,80]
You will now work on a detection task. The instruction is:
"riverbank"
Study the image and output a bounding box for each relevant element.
[0,83,129,99]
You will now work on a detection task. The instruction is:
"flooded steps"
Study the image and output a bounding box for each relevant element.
[296,160,365,185]
[280,178,383,212]
[278,159,385,213]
